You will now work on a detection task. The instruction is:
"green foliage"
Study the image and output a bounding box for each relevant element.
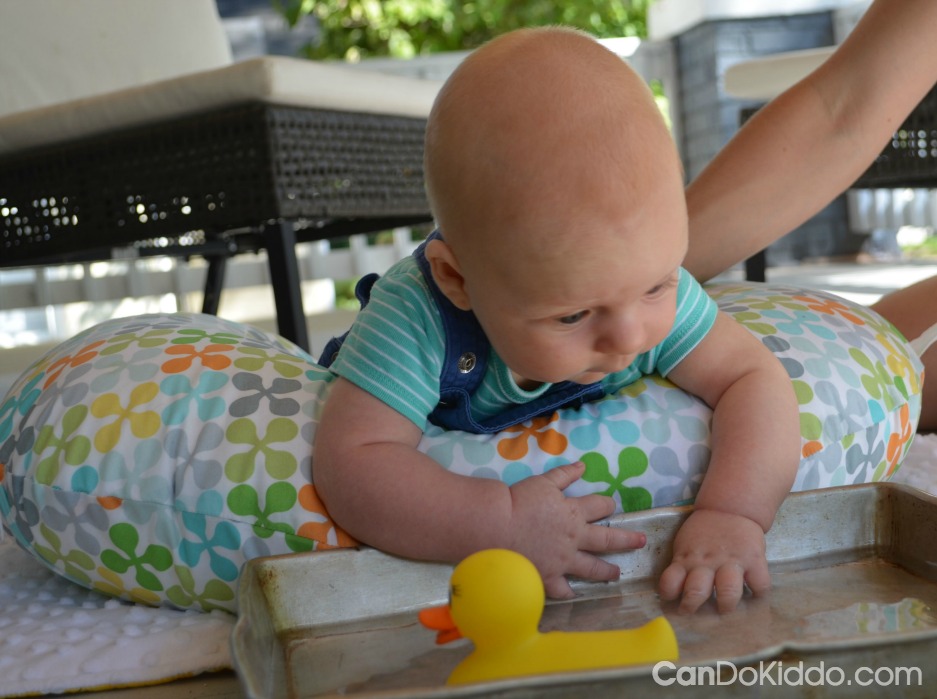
[272,0,650,61]
[901,233,937,259]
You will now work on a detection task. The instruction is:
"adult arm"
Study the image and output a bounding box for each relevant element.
[684,0,937,282]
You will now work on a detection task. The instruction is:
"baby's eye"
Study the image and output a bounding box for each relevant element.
[646,276,677,298]
[558,311,588,325]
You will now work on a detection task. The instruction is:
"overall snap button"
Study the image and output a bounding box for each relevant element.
[458,352,477,373]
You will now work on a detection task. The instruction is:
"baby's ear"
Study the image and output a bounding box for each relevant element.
[425,239,472,311]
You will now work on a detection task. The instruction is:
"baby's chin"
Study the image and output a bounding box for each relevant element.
[512,369,612,388]
[569,370,611,385]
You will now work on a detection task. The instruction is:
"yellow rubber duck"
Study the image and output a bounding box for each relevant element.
[418,548,679,685]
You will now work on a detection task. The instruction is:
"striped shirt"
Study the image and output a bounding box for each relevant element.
[330,258,717,430]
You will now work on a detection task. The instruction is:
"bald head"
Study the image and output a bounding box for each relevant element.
[423,26,680,261]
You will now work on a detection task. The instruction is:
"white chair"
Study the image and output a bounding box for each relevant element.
[0,0,233,118]
[0,0,442,350]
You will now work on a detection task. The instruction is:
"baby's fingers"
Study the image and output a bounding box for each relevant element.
[661,565,716,614]
[581,523,646,554]
[543,574,576,600]
[714,565,745,613]
[678,567,716,614]
[541,461,587,491]
[714,560,771,613]
[744,560,772,598]
[566,551,621,587]
[658,562,687,602]
[575,492,617,523]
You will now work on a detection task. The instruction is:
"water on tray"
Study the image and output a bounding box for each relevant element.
[281,555,937,696]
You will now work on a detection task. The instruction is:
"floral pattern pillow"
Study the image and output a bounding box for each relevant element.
[0,282,923,612]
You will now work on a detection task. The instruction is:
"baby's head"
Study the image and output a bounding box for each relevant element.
[423,27,689,387]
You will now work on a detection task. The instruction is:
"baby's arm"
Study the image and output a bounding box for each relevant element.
[660,312,800,613]
[314,377,646,598]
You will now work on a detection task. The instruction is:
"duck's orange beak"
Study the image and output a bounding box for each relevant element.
[418,604,462,645]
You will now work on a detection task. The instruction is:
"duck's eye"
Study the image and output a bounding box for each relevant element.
[450,583,460,600]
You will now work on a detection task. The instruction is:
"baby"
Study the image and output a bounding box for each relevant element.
[314,26,800,614]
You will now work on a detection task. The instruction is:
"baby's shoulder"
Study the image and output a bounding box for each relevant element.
[356,255,443,341]
[373,255,433,300]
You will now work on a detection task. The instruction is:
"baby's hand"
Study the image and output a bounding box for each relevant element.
[658,509,770,614]
[507,461,646,599]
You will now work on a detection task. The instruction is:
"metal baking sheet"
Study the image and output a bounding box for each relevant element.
[231,483,937,698]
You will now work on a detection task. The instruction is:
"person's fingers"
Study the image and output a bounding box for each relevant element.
[677,567,715,614]
[574,492,617,523]
[714,565,745,614]
[658,563,687,602]
[541,461,586,490]
[580,523,646,553]
[566,551,621,584]
[745,560,772,597]
[543,574,576,600]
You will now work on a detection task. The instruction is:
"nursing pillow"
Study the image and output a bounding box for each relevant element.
[0,282,923,612]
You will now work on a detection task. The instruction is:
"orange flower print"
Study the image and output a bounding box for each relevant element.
[297,484,357,548]
[161,343,235,374]
[884,404,913,479]
[43,340,105,388]
[802,440,824,459]
[496,413,568,461]
[97,496,123,510]
[792,295,866,326]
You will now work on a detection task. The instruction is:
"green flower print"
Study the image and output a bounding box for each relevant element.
[100,523,173,591]
[224,417,299,482]
[581,447,652,512]
[32,523,95,585]
[33,404,91,485]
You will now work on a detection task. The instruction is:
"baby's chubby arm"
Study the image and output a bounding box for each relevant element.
[660,312,800,613]
[314,377,646,599]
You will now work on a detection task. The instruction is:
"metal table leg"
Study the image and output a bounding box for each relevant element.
[262,220,310,351]
[201,253,227,316]
[745,250,767,282]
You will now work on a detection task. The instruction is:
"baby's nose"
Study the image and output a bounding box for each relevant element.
[597,315,645,356]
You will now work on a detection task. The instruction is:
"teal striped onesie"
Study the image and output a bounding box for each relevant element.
[330,258,718,431]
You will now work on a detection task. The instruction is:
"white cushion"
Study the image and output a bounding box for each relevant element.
[0,57,444,155]
[0,0,233,117]
[723,46,835,100]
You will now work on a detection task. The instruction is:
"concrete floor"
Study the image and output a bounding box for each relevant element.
[709,256,937,307]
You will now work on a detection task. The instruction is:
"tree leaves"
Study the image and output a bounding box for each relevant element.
[272,0,649,61]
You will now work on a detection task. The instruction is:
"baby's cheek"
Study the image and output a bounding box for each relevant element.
[650,316,676,349]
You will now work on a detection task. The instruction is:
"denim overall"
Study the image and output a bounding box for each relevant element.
[319,231,606,434]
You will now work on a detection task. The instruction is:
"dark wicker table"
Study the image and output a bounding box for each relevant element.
[853,83,937,190]
[0,101,433,351]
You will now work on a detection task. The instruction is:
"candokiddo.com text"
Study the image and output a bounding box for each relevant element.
[652,660,923,689]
